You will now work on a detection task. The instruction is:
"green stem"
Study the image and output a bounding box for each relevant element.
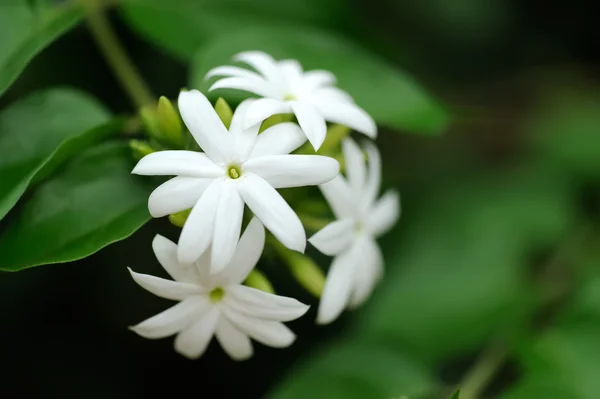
[86,2,154,108]
[458,343,507,399]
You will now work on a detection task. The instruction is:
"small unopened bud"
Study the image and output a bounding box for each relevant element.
[129,139,155,160]
[168,209,190,228]
[282,250,325,297]
[244,269,275,294]
[259,113,294,132]
[214,97,233,128]
[318,124,350,155]
[157,96,183,146]
[139,106,162,141]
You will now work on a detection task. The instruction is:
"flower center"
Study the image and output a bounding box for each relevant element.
[209,287,225,303]
[354,222,364,234]
[283,93,296,101]
[227,164,242,179]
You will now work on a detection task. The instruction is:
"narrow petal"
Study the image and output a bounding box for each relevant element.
[362,141,382,210]
[234,51,280,79]
[148,177,210,218]
[238,174,305,253]
[178,90,229,163]
[177,179,223,264]
[316,244,362,325]
[313,99,377,138]
[224,308,296,348]
[289,101,327,150]
[228,284,307,310]
[174,308,219,359]
[249,123,307,158]
[205,65,263,81]
[210,181,244,273]
[226,286,309,321]
[342,138,367,193]
[128,268,201,301]
[300,70,336,93]
[349,238,383,308]
[229,99,260,162]
[244,98,292,129]
[209,77,277,98]
[319,175,355,219]
[215,317,253,361]
[311,87,353,104]
[132,151,223,177]
[215,217,265,285]
[152,235,200,283]
[308,219,354,256]
[244,155,339,189]
[368,190,401,237]
[130,296,209,339]
[278,59,303,85]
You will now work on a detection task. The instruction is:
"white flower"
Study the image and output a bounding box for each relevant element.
[129,218,309,360]
[309,138,400,324]
[132,89,339,272]
[205,51,377,150]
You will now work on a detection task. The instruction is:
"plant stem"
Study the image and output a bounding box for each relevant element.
[86,2,154,108]
[458,343,507,399]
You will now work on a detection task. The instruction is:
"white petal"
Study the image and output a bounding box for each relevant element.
[215,316,253,361]
[152,235,200,283]
[349,238,383,308]
[174,308,219,359]
[209,77,277,98]
[178,90,229,163]
[234,51,280,79]
[238,174,305,253]
[128,268,201,301]
[249,122,307,158]
[362,141,382,210]
[278,59,303,85]
[313,99,376,138]
[177,179,223,264]
[224,308,296,348]
[244,155,339,189]
[215,217,265,285]
[228,284,307,310]
[312,87,354,104]
[210,181,244,273]
[226,286,309,321]
[132,151,223,177]
[289,101,327,150]
[244,98,292,129]
[319,175,355,219]
[308,219,354,256]
[368,190,401,237]
[229,99,260,161]
[316,244,362,325]
[342,138,367,193]
[205,65,263,81]
[130,296,209,339]
[300,70,336,93]
[148,177,211,218]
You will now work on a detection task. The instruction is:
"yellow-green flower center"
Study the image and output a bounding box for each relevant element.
[283,93,296,101]
[209,287,225,303]
[227,164,242,179]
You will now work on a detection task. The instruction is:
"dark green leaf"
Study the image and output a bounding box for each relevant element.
[0,142,153,271]
[119,0,349,60]
[190,27,449,135]
[450,389,461,399]
[0,1,83,97]
[268,340,436,399]
[0,88,111,220]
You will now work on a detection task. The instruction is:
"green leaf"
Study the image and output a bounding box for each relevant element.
[0,88,111,220]
[119,0,349,60]
[190,27,449,135]
[500,377,580,399]
[0,0,83,97]
[0,142,153,271]
[268,340,436,399]
[450,389,461,399]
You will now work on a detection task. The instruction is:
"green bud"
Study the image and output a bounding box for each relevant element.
[318,124,350,155]
[168,209,191,228]
[157,96,183,146]
[214,97,233,128]
[129,139,155,160]
[244,269,275,294]
[274,244,324,297]
[139,106,162,141]
[259,113,294,133]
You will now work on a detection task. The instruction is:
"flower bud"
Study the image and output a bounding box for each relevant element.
[129,139,155,160]
[259,113,294,133]
[168,209,190,228]
[283,250,325,298]
[319,124,350,155]
[214,97,233,128]
[139,106,162,140]
[244,269,275,294]
[157,96,183,146]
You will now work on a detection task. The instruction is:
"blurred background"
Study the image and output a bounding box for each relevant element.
[1,0,599,398]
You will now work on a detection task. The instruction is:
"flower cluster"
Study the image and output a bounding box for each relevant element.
[129,51,400,360]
